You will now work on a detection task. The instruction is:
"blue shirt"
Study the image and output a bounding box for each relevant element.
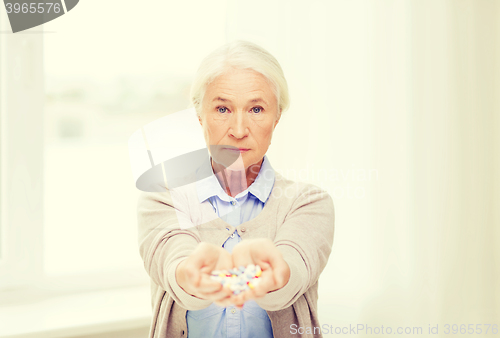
[186,155,275,338]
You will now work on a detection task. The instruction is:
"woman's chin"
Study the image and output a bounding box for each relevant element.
[210,145,247,168]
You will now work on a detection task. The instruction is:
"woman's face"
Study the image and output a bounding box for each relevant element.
[199,68,280,169]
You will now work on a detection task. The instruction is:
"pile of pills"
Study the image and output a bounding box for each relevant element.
[210,264,262,295]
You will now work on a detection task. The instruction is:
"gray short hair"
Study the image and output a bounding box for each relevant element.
[189,40,290,119]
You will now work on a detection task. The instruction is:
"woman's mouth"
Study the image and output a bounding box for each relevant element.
[224,147,250,153]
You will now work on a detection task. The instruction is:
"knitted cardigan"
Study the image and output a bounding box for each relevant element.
[137,171,335,338]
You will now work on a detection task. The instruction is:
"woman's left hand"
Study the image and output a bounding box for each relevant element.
[213,238,290,309]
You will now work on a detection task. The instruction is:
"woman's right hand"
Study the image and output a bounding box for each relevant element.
[175,242,234,304]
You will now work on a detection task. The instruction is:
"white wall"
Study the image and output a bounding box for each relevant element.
[226,0,499,330]
[1,0,498,336]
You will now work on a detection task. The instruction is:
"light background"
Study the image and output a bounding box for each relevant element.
[0,0,499,337]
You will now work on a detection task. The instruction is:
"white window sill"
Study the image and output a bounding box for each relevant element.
[0,285,152,338]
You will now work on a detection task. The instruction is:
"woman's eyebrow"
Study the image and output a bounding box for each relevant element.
[212,96,268,105]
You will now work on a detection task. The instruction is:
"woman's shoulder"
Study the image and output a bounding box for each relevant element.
[137,180,198,214]
[272,171,333,205]
[268,172,335,226]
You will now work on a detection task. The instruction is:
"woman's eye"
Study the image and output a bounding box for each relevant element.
[217,106,228,113]
[251,106,263,113]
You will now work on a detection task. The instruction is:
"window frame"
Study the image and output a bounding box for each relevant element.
[0,12,45,291]
[0,16,149,294]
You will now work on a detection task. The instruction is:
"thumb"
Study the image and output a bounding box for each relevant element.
[216,249,233,271]
[183,257,202,286]
[267,252,289,287]
[275,262,290,287]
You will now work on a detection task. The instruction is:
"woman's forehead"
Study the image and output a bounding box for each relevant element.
[211,69,269,88]
[204,70,275,103]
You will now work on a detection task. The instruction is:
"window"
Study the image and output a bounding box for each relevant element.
[0,10,45,290]
[0,0,228,293]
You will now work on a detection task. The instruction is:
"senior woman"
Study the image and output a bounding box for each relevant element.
[137,40,335,338]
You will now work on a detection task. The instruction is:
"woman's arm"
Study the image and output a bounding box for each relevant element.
[137,189,214,310]
[254,184,335,311]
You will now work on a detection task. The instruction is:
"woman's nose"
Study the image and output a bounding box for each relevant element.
[228,112,249,139]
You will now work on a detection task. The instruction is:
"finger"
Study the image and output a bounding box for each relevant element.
[228,292,245,305]
[252,273,275,297]
[233,288,255,304]
[232,254,254,268]
[265,252,288,286]
[224,293,244,308]
[232,243,254,267]
[214,295,233,308]
[213,289,236,307]
[191,243,221,271]
[185,252,218,281]
[197,274,225,294]
[191,245,217,266]
[273,260,290,288]
[216,249,234,271]
[258,261,271,271]
[199,285,233,302]
[200,265,213,274]
[229,282,263,305]
[182,259,202,287]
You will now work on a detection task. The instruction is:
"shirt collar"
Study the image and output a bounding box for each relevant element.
[195,155,275,204]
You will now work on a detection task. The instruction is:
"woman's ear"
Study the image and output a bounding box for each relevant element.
[274,111,281,128]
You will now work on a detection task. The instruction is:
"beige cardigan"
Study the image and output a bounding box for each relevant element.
[137,171,335,338]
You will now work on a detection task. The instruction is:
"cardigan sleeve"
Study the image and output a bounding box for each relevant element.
[137,189,212,311]
[255,183,335,311]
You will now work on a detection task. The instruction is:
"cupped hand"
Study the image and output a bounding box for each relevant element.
[175,242,234,303]
[214,238,291,309]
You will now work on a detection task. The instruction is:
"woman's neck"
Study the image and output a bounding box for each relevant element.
[211,158,263,197]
